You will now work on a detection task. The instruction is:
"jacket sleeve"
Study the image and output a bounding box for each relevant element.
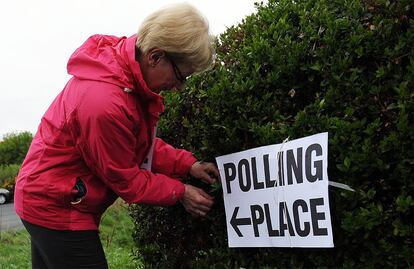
[76,89,185,206]
[151,138,197,179]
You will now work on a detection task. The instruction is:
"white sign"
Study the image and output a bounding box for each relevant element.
[216,132,333,248]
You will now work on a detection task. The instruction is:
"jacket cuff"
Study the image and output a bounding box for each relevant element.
[173,181,186,202]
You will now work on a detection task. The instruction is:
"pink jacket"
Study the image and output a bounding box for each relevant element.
[15,35,197,230]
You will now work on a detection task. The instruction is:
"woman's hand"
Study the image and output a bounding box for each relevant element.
[182,162,219,217]
[189,161,220,185]
[180,184,214,217]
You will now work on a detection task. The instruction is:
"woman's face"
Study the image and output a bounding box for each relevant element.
[140,49,192,93]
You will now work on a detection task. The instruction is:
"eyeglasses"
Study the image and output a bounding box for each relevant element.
[166,55,186,84]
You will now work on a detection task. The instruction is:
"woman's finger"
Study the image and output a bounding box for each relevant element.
[206,163,220,179]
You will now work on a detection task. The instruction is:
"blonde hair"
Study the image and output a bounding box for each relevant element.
[136,3,215,73]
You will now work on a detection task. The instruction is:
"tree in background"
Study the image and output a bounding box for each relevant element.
[0,132,33,166]
[0,132,33,190]
[131,0,413,268]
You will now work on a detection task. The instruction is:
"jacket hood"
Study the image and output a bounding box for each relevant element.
[67,34,163,114]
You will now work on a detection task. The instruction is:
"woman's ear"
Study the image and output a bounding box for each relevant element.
[148,48,165,67]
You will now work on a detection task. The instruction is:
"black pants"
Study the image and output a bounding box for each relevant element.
[22,219,108,269]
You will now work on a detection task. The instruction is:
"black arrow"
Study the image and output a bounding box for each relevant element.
[230,206,251,237]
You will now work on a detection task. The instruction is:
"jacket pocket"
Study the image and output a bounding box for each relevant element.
[70,178,87,205]
[69,175,116,215]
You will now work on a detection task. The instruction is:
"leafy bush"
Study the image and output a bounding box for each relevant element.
[131,0,413,268]
[0,132,33,166]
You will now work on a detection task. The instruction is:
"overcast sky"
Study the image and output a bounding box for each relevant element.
[0,0,261,137]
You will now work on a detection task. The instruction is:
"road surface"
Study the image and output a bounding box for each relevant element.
[0,203,24,232]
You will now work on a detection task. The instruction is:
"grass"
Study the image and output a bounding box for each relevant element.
[99,200,142,269]
[0,199,142,269]
[0,227,31,269]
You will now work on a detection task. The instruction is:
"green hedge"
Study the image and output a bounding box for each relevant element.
[130,0,413,268]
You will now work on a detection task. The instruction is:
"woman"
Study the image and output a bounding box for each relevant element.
[15,3,219,268]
